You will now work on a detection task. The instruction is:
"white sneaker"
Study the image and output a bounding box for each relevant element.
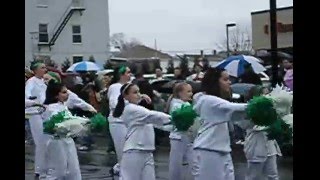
[112,163,120,175]
[78,146,89,151]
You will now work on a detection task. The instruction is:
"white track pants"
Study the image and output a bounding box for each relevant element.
[120,151,155,180]
[29,114,46,174]
[109,123,127,172]
[44,137,81,180]
[193,149,235,180]
[169,138,194,180]
[246,155,279,180]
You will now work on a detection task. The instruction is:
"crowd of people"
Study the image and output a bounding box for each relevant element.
[25,57,292,180]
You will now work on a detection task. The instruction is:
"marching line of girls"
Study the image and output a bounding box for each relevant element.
[26,63,281,180]
[110,67,281,180]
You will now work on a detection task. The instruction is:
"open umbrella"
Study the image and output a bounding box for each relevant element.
[67,61,101,72]
[213,55,266,77]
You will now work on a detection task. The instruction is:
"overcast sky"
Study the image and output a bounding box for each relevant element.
[109,0,293,53]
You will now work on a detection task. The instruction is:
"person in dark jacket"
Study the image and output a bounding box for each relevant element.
[173,67,185,80]
[132,72,155,110]
[239,64,262,85]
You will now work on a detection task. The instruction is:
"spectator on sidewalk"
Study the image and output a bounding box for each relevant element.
[155,67,165,80]
[173,67,185,80]
[186,63,204,82]
[282,59,293,91]
[239,64,262,85]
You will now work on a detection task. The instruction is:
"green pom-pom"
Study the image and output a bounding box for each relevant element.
[90,113,108,132]
[267,119,292,142]
[43,111,68,134]
[246,96,277,126]
[170,104,198,131]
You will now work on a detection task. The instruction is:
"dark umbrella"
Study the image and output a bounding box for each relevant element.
[256,50,293,60]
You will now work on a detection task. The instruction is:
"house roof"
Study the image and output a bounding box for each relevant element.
[251,6,293,15]
[116,45,172,60]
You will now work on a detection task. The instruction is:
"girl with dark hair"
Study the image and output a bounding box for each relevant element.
[114,83,170,180]
[41,80,81,179]
[107,65,132,174]
[192,67,247,180]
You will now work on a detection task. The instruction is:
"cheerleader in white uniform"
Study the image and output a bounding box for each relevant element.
[236,86,282,180]
[113,83,170,180]
[167,82,196,180]
[192,68,247,180]
[107,66,132,174]
[25,62,49,175]
[41,80,81,180]
[25,64,96,176]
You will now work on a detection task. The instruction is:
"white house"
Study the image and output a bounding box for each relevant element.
[25,0,110,66]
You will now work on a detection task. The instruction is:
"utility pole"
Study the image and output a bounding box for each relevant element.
[270,0,279,87]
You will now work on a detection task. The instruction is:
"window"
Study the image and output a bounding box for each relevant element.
[39,24,48,43]
[73,56,83,63]
[37,0,48,7]
[72,25,82,43]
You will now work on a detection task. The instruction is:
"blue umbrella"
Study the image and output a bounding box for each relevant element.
[213,55,266,77]
[67,61,102,72]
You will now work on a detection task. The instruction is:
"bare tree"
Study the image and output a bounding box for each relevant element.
[110,33,126,49]
[110,33,142,51]
[216,27,253,54]
[123,38,142,50]
[61,58,71,72]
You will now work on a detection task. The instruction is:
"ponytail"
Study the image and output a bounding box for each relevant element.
[113,82,134,117]
[113,94,125,118]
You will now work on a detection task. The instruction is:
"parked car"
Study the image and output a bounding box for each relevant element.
[106,57,161,75]
[143,74,174,82]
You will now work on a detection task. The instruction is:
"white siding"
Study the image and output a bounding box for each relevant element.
[25,0,110,66]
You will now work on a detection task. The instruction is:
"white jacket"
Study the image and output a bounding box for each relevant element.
[41,102,72,122]
[167,98,200,142]
[107,83,124,123]
[168,98,188,140]
[236,120,282,162]
[25,76,47,104]
[122,102,171,152]
[193,92,247,153]
[25,76,94,111]
[25,99,37,107]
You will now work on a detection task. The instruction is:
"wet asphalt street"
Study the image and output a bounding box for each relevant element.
[25,135,293,180]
